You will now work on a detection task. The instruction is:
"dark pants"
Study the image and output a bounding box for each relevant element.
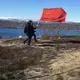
[24,33,37,45]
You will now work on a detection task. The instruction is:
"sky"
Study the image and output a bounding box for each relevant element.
[0,0,80,22]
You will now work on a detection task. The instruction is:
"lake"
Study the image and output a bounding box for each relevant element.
[0,28,80,38]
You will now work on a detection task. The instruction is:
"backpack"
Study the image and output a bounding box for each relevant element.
[24,24,28,33]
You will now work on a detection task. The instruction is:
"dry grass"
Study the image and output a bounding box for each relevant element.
[0,38,80,80]
[50,50,80,74]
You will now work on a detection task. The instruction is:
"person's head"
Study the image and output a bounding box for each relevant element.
[28,20,33,25]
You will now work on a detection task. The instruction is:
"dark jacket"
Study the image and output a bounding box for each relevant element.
[24,22,36,34]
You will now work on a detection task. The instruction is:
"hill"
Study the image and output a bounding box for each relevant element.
[0,38,80,80]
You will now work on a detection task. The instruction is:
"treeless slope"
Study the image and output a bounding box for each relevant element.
[0,38,80,80]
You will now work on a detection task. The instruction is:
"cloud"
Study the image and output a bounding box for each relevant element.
[0,16,17,19]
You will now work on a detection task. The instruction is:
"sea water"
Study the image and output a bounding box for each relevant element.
[0,28,80,38]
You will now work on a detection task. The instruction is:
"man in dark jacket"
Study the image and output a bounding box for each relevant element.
[23,20,37,45]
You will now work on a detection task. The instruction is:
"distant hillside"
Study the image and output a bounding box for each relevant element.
[0,19,26,28]
[0,18,80,30]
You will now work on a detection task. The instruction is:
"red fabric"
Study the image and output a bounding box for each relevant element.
[40,8,67,22]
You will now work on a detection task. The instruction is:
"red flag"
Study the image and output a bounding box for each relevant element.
[40,8,67,22]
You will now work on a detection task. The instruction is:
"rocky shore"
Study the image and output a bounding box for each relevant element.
[0,38,80,80]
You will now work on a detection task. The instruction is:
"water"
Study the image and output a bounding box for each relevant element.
[0,28,80,38]
[0,28,42,38]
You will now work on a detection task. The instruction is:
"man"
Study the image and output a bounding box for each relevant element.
[23,20,37,45]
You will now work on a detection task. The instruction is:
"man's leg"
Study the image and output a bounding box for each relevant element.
[28,35,32,45]
[23,38,28,44]
[33,33,37,42]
